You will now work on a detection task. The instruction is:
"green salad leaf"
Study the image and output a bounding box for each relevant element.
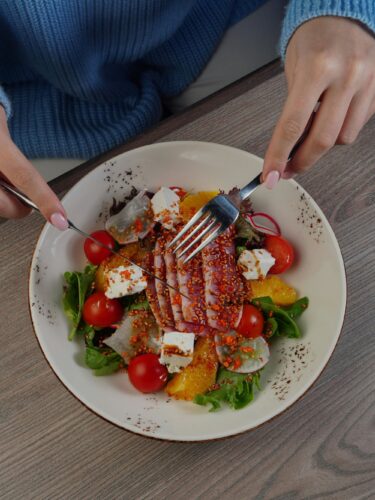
[253,296,309,339]
[82,325,123,375]
[63,264,97,340]
[128,299,150,311]
[282,297,309,319]
[194,368,261,412]
[235,245,247,257]
[235,216,263,242]
[265,317,279,337]
[85,346,123,376]
[119,292,150,312]
[84,325,96,347]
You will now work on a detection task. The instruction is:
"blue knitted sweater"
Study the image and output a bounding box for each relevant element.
[0,0,374,158]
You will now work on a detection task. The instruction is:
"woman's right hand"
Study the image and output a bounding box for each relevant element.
[0,106,68,229]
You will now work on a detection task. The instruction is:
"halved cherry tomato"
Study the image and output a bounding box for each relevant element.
[237,304,264,338]
[264,235,295,274]
[128,354,168,393]
[82,292,123,327]
[84,230,116,265]
[169,186,187,198]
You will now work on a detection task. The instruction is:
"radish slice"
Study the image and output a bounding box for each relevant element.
[215,331,270,373]
[244,212,281,237]
[105,190,154,244]
[104,310,161,364]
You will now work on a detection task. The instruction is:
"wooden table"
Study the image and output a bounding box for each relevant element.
[1,61,374,499]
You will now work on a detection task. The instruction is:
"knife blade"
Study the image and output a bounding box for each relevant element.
[0,179,189,300]
[68,221,189,299]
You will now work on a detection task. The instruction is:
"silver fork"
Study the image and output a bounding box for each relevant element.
[168,173,261,263]
[168,110,317,263]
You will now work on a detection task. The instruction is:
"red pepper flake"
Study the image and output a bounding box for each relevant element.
[223,356,233,368]
[172,293,182,305]
[241,346,254,353]
[134,218,143,233]
[224,335,235,345]
[121,269,132,280]
[233,358,242,369]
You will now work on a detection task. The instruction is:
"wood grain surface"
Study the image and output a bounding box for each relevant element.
[0,61,374,499]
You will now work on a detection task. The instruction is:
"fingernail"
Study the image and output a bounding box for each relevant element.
[281,171,295,180]
[50,212,69,231]
[264,170,280,190]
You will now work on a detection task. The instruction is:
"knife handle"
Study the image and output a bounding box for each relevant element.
[0,179,40,212]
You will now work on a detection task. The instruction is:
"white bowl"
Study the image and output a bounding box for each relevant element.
[29,141,346,441]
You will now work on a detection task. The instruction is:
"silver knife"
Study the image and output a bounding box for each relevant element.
[0,179,188,299]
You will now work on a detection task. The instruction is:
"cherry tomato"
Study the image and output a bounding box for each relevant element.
[84,230,116,265]
[169,186,187,198]
[82,292,123,327]
[237,304,264,338]
[264,235,295,274]
[128,354,168,393]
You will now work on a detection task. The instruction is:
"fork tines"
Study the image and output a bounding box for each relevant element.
[167,207,224,263]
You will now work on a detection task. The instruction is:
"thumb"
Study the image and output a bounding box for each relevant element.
[0,134,68,229]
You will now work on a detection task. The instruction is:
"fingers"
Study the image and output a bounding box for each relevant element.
[337,88,375,145]
[285,85,352,175]
[0,184,32,219]
[365,95,375,124]
[264,16,375,185]
[262,73,324,187]
[0,134,68,228]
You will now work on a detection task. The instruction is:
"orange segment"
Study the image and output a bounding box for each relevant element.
[180,191,219,222]
[247,275,297,306]
[165,337,218,401]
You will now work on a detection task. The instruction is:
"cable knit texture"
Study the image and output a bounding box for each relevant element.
[0,0,374,158]
[280,0,375,58]
[0,0,261,158]
[0,86,11,118]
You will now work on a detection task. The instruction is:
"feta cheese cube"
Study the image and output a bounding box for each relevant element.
[151,187,180,229]
[104,264,147,299]
[238,249,275,280]
[160,332,195,373]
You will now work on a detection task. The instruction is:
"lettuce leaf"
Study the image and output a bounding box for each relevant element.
[81,325,123,376]
[63,264,97,340]
[85,346,123,376]
[194,368,261,412]
[252,296,309,339]
[282,297,309,319]
[119,292,150,312]
[235,216,262,241]
[128,300,150,311]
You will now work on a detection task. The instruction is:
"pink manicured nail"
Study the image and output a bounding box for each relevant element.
[50,212,69,231]
[264,170,280,190]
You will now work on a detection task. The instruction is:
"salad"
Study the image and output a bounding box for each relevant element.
[63,186,308,411]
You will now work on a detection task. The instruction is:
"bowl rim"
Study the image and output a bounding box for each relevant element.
[28,140,348,442]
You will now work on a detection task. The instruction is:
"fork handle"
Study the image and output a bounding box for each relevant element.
[238,173,262,201]
[239,110,317,202]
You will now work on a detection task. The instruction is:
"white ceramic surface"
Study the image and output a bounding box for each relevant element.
[29,141,346,441]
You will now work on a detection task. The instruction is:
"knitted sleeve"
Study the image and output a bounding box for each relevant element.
[0,85,11,118]
[280,0,375,58]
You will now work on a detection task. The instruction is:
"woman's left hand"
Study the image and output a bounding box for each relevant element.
[262,17,375,188]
